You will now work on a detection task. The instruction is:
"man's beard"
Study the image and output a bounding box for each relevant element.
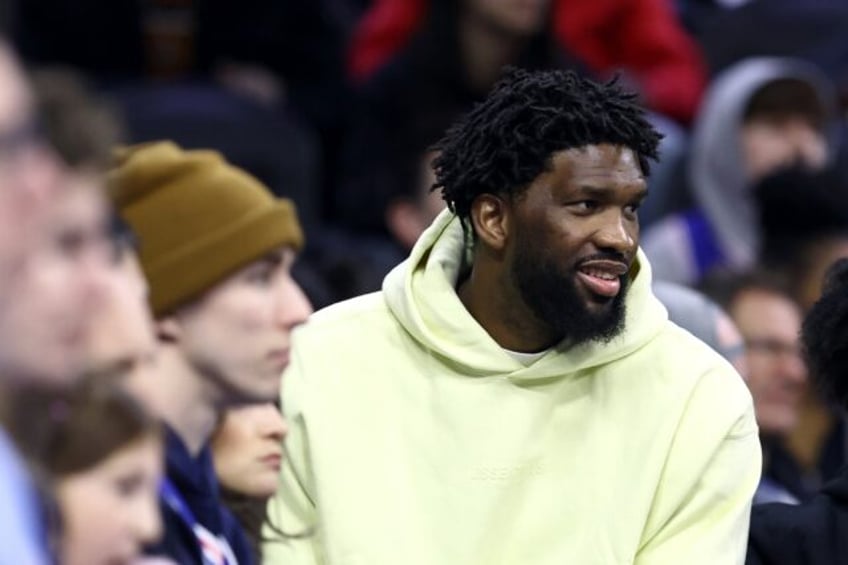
[511,238,629,348]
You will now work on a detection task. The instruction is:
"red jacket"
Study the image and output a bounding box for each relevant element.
[348,0,706,123]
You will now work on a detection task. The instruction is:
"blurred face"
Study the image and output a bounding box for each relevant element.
[387,150,447,250]
[730,289,807,435]
[0,43,62,306]
[174,247,312,404]
[507,145,645,346]
[58,435,163,565]
[212,403,287,498]
[86,248,158,384]
[0,175,112,387]
[465,0,549,36]
[741,116,827,182]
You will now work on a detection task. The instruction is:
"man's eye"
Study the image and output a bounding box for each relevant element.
[573,200,598,211]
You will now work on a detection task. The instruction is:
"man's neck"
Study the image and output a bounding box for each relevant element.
[458,263,558,353]
[459,13,526,93]
[139,346,220,457]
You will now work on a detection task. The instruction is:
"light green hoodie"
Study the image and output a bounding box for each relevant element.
[264,210,761,565]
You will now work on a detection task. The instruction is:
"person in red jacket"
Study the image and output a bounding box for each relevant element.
[349,0,707,124]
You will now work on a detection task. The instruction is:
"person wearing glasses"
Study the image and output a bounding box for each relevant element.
[746,257,848,564]
[701,270,809,504]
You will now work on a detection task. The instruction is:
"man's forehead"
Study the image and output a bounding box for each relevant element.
[548,145,646,185]
[554,144,642,165]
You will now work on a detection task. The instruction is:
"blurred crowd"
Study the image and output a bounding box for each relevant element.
[2,0,848,563]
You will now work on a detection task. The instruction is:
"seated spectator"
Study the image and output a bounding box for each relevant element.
[384,148,444,253]
[11,378,165,565]
[108,141,313,564]
[747,258,848,564]
[701,271,809,503]
[0,112,113,386]
[26,67,160,386]
[337,0,577,234]
[0,35,67,565]
[756,165,848,312]
[755,164,848,502]
[349,0,708,123]
[212,403,287,562]
[642,57,839,286]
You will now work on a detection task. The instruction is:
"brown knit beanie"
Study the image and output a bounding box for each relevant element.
[108,141,304,317]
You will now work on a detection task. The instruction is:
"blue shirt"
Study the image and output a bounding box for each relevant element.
[0,428,50,565]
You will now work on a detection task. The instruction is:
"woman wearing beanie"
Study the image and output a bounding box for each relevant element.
[107,141,313,565]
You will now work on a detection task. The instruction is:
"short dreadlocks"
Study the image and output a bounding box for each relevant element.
[802,258,848,412]
[433,67,662,225]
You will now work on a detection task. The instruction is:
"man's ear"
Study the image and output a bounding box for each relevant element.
[470,194,510,252]
[155,316,182,343]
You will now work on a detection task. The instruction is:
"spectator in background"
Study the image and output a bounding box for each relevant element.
[349,0,707,123]
[10,378,165,565]
[265,68,759,564]
[338,0,573,235]
[212,403,287,561]
[25,68,161,385]
[108,141,312,565]
[642,57,838,286]
[384,148,444,253]
[755,165,848,507]
[701,271,809,504]
[0,36,65,565]
[0,65,118,389]
[282,125,447,307]
[757,165,848,313]
[747,258,848,564]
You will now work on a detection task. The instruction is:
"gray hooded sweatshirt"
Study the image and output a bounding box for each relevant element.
[642,57,837,285]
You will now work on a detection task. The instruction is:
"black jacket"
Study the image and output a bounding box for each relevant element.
[747,467,848,564]
[145,427,255,565]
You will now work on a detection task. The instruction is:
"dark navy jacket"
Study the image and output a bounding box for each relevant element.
[145,427,255,565]
[747,467,848,564]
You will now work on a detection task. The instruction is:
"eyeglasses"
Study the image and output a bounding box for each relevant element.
[745,338,803,359]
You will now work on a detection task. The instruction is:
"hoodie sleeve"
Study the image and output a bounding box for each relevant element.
[635,365,761,565]
[262,346,325,565]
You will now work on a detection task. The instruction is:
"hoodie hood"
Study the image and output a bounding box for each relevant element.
[690,57,838,268]
[382,210,668,380]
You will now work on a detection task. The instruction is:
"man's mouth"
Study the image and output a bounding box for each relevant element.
[575,260,628,298]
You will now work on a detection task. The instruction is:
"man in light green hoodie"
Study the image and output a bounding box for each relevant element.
[265,68,761,564]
